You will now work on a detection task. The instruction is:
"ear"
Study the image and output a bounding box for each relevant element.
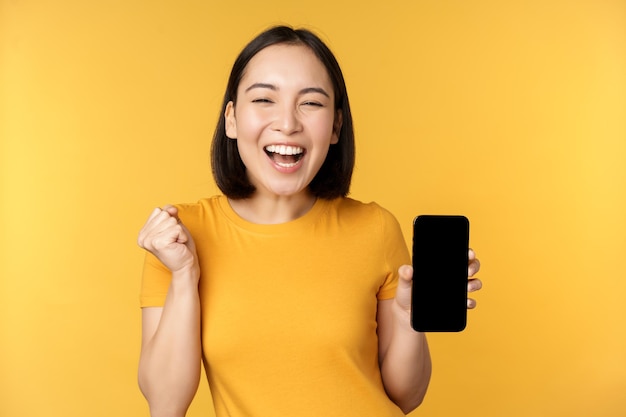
[224,101,237,139]
[331,109,343,144]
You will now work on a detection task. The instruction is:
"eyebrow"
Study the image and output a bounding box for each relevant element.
[244,83,330,98]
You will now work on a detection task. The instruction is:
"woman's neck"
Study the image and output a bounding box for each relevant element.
[227,191,317,225]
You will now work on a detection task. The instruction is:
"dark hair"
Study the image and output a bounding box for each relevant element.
[210,25,355,199]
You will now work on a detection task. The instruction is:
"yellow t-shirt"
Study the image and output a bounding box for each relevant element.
[141,196,410,416]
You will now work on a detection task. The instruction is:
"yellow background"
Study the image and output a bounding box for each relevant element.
[1,1,625,416]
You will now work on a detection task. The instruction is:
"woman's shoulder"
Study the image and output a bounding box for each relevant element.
[332,196,391,213]
[326,198,407,254]
[329,197,399,225]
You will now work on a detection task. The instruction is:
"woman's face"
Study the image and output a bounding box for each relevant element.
[225,43,341,200]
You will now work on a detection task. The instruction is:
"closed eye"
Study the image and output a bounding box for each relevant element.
[252,98,274,104]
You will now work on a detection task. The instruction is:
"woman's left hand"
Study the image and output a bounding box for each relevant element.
[467,249,483,308]
[467,249,482,309]
[395,249,482,312]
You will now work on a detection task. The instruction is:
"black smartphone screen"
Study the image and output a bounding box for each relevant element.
[411,215,469,332]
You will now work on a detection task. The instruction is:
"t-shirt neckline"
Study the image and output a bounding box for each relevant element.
[216,195,333,234]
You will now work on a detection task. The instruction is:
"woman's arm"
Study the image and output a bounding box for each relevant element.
[377,292,432,414]
[378,250,481,414]
[137,206,202,417]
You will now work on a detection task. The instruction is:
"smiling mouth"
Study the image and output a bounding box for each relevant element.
[264,145,305,168]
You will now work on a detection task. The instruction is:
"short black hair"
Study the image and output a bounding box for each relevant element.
[210,25,355,199]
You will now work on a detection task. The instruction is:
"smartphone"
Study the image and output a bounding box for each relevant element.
[411,215,469,332]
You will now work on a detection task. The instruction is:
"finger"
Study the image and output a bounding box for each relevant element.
[151,223,187,248]
[175,224,189,244]
[147,207,163,222]
[468,258,480,277]
[163,205,185,227]
[468,278,482,293]
[467,298,477,309]
[147,206,179,228]
[138,208,182,248]
[143,207,170,228]
[145,206,179,229]
[468,248,476,262]
[162,204,179,219]
[138,208,164,247]
[149,210,179,234]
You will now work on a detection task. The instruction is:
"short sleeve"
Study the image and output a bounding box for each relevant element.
[139,252,172,307]
[376,206,411,300]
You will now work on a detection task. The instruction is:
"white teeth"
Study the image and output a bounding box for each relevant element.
[275,161,298,168]
[265,145,304,156]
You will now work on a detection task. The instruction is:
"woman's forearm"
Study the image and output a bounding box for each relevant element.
[380,303,432,414]
[138,267,202,417]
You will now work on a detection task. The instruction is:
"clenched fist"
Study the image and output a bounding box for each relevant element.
[137,205,199,274]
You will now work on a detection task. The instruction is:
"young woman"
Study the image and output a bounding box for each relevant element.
[137,26,482,417]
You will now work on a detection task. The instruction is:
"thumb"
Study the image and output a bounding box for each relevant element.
[395,264,414,311]
[398,265,413,286]
[163,204,179,219]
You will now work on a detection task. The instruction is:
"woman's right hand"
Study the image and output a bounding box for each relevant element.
[137,205,199,274]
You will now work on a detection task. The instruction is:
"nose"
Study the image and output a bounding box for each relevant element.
[272,103,302,135]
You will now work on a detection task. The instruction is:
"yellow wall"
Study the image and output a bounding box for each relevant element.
[1,1,625,416]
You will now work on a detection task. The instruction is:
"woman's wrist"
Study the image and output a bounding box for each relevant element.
[170,263,201,288]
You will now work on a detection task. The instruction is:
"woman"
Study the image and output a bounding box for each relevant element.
[137,25,482,417]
